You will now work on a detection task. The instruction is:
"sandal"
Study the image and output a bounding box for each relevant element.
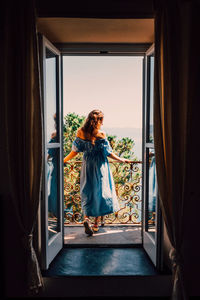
[83,218,93,236]
[92,224,99,232]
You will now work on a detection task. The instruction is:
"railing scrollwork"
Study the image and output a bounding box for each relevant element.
[64,160,142,225]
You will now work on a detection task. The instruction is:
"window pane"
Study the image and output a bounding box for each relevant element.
[45,48,58,143]
[47,147,60,240]
[147,148,157,237]
[148,55,154,143]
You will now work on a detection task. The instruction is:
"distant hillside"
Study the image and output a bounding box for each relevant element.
[103,127,142,160]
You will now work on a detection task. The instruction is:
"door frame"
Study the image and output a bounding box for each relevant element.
[38,40,163,270]
[142,44,163,270]
[39,34,64,270]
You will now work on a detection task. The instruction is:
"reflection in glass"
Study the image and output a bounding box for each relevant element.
[47,146,59,239]
[147,148,157,236]
[149,55,154,143]
[45,48,58,143]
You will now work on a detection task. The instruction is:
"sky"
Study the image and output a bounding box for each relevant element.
[63,56,143,129]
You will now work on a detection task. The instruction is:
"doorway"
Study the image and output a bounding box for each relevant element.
[38,15,163,276]
[62,54,143,246]
[40,37,162,271]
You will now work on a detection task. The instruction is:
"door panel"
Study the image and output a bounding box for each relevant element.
[39,34,63,270]
[142,44,163,269]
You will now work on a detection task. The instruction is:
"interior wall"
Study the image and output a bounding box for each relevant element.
[37,18,154,43]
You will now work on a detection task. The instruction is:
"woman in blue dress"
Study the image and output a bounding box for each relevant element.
[64,110,131,235]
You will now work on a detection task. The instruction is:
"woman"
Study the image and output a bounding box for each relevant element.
[64,109,131,235]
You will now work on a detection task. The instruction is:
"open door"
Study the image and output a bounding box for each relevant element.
[142,44,163,270]
[39,35,64,269]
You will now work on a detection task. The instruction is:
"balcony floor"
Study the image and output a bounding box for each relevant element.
[64,224,142,246]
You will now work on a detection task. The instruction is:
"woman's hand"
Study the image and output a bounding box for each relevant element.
[119,158,132,163]
[108,152,132,163]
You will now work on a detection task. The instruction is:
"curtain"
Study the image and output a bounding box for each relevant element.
[1,0,43,294]
[154,0,200,299]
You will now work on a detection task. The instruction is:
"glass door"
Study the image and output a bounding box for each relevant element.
[39,35,63,269]
[142,44,163,269]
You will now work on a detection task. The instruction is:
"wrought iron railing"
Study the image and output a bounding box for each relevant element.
[64,160,142,225]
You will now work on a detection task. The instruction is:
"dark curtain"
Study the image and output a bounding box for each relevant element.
[0,0,43,294]
[154,0,200,299]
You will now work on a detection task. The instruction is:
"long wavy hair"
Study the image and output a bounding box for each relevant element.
[81,109,104,138]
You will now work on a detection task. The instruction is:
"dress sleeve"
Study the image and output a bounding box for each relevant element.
[72,138,84,153]
[103,139,113,156]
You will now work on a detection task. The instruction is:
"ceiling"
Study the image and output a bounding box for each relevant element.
[37,18,154,43]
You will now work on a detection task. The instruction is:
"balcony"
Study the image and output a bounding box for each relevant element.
[63,160,143,245]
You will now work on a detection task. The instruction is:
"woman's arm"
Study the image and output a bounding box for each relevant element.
[64,151,78,163]
[108,152,131,163]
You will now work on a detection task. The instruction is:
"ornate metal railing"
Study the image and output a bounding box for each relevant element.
[64,160,142,225]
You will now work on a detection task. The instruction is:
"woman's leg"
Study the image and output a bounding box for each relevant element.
[94,216,99,225]
[100,215,105,226]
[92,216,100,232]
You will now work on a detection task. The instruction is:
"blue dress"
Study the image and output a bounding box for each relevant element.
[47,137,58,217]
[72,137,120,217]
[148,156,157,212]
